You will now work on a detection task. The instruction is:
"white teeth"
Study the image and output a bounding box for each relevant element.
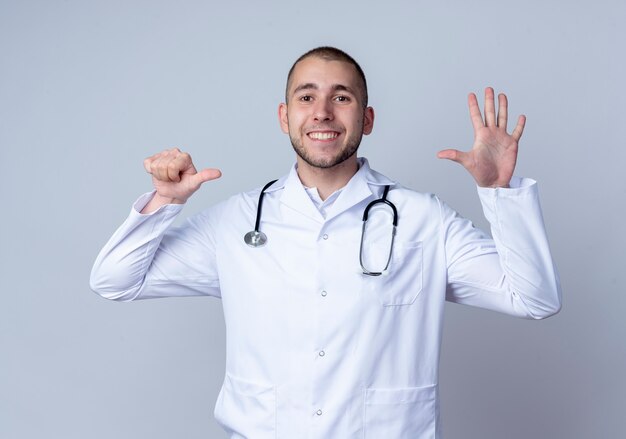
[309,132,338,140]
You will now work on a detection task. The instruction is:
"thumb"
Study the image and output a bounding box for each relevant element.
[437,149,471,167]
[192,168,222,186]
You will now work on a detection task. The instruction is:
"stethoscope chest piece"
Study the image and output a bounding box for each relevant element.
[244,230,268,247]
[244,179,278,248]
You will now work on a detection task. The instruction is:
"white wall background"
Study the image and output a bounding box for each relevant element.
[1,0,624,438]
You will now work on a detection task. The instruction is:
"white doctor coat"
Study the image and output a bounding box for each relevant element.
[90,158,561,439]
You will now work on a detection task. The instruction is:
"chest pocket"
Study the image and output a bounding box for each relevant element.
[361,241,424,306]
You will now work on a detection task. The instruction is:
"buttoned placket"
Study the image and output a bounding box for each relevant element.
[311,223,332,434]
[275,159,395,435]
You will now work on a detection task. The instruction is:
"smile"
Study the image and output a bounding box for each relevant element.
[307,131,339,140]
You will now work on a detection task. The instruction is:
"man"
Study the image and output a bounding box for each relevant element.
[90,47,561,438]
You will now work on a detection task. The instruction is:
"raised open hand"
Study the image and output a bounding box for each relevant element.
[143,148,221,205]
[437,87,525,188]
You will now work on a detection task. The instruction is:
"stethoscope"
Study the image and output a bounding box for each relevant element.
[244,180,398,276]
[243,179,278,248]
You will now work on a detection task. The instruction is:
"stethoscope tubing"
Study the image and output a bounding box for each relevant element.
[245,179,398,277]
[361,185,397,225]
[254,179,278,232]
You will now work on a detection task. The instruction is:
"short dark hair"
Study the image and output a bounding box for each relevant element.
[285,46,368,108]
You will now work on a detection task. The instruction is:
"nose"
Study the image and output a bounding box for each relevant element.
[313,99,334,122]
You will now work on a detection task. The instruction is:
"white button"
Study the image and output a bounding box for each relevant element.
[322,234,328,240]
[321,290,327,297]
[319,350,325,357]
[316,409,323,416]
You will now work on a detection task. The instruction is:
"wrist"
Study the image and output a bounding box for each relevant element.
[153,192,187,205]
[476,175,512,188]
[480,183,510,189]
[140,192,186,215]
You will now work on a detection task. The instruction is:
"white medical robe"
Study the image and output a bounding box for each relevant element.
[90,158,561,438]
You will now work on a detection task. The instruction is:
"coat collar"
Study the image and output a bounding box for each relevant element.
[265,157,395,223]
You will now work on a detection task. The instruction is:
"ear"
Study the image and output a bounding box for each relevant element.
[362,106,375,135]
[278,103,289,134]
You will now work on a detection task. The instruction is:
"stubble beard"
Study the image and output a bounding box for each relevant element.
[289,123,364,169]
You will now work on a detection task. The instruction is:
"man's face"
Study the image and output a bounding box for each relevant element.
[279,56,374,170]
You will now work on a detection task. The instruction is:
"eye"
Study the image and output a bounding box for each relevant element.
[299,95,313,102]
[334,95,350,103]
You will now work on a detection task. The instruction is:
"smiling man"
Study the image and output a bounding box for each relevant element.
[91,46,561,438]
[279,52,374,201]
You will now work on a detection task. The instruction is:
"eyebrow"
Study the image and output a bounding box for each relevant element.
[292,83,356,96]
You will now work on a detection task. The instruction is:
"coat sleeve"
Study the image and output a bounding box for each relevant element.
[442,177,561,319]
[89,191,222,301]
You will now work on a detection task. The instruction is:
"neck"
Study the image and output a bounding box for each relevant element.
[296,156,359,200]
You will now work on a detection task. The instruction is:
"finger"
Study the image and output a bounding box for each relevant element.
[152,150,177,181]
[468,93,484,132]
[144,157,154,173]
[437,149,471,168]
[143,151,165,174]
[167,152,193,182]
[192,168,222,186]
[497,93,508,130]
[484,87,496,127]
[511,114,526,141]
[150,153,166,181]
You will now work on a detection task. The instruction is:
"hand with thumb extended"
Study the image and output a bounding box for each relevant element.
[437,88,525,188]
[143,147,222,205]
